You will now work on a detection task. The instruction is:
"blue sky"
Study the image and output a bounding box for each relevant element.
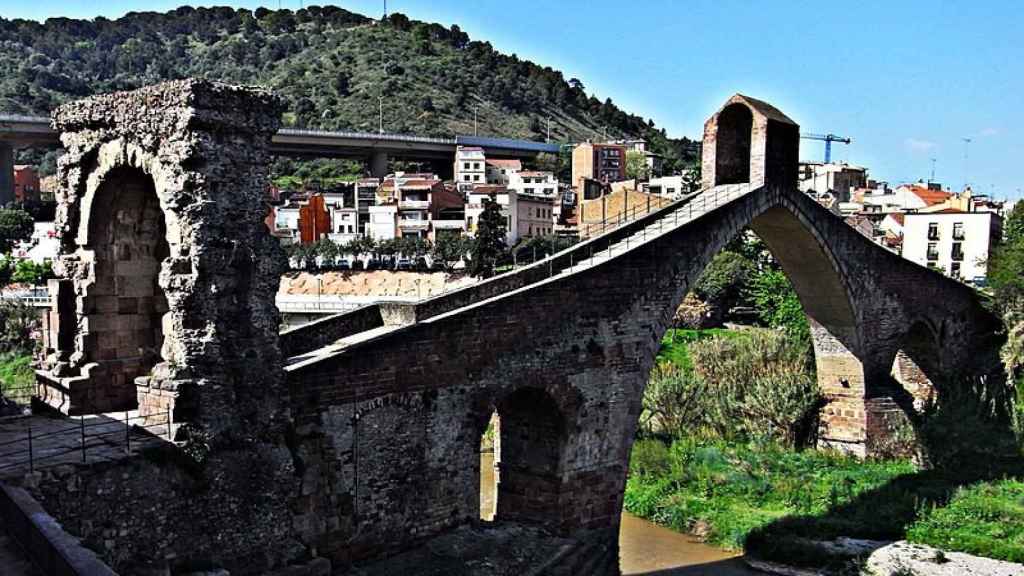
[5,1,1022,199]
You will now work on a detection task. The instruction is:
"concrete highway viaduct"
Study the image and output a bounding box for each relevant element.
[26,81,1005,575]
[0,112,557,204]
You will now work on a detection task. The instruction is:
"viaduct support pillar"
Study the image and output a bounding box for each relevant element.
[0,143,14,206]
[370,150,389,178]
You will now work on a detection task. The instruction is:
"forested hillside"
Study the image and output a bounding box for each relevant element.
[0,6,697,175]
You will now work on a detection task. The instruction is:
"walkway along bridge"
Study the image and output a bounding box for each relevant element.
[22,81,1005,574]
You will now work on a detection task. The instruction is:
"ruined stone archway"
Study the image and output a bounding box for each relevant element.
[493,387,566,525]
[39,80,287,439]
[79,166,170,408]
[714,103,753,185]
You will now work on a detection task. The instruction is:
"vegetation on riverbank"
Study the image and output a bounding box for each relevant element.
[628,324,1024,568]
[625,438,913,550]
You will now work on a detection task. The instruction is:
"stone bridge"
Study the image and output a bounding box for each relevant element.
[29,82,1004,574]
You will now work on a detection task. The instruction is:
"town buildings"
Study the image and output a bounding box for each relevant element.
[832,181,1006,285]
[13,165,39,203]
[798,162,867,202]
[571,142,627,189]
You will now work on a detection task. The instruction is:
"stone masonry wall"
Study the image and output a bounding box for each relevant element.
[285,181,1003,567]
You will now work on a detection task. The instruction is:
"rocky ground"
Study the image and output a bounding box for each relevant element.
[348,523,575,576]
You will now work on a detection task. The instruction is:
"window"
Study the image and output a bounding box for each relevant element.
[927,242,939,261]
[953,222,964,240]
[473,175,480,181]
[474,162,480,169]
[951,262,962,278]
[464,175,470,181]
[463,162,470,169]
[928,222,940,240]
[951,242,964,261]
[667,188,675,195]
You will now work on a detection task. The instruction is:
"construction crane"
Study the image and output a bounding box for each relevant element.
[801,133,851,164]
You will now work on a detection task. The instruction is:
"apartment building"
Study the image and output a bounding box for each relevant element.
[454,146,486,192]
[902,209,1002,283]
[368,173,466,241]
[798,162,867,202]
[571,143,627,189]
[465,186,555,245]
[508,170,557,198]
[13,165,40,203]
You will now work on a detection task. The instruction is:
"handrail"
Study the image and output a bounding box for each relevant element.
[0,409,173,475]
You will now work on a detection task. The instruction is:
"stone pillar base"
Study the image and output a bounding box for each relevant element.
[34,361,138,416]
[135,376,179,440]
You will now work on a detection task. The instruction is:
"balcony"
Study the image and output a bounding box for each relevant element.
[399,219,429,231]
[433,219,465,230]
[399,199,430,210]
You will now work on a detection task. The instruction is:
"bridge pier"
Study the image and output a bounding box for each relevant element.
[370,150,389,178]
[0,142,14,206]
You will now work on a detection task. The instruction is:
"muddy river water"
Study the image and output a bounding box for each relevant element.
[480,453,760,575]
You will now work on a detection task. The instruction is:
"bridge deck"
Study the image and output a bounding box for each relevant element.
[287,184,753,369]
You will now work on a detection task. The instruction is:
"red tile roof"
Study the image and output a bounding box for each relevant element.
[486,159,522,170]
[889,213,905,225]
[905,185,951,206]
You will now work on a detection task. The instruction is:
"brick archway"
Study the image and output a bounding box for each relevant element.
[79,166,170,409]
[714,103,753,185]
[492,387,566,525]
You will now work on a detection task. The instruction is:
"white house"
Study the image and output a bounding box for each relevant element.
[901,209,1002,283]
[367,204,398,241]
[454,146,487,192]
[466,186,555,245]
[508,170,557,198]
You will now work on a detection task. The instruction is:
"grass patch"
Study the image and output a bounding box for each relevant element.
[624,438,914,550]
[0,352,34,403]
[907,480,1024,562]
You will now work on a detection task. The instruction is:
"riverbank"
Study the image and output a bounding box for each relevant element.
[625,438,1024,571]
[627,327,1024,574]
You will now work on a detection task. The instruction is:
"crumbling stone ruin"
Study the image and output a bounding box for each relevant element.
[37,79,288,442]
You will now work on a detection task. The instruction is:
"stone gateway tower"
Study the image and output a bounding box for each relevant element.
[37,80,287,441]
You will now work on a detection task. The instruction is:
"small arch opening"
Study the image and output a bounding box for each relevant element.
[890,321,942,414]
[714,103,753,186]
[479,410,499,521]
[86,166,170,374]
[492,388,564,524]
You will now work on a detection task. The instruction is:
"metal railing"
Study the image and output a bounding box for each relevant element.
[573,184,750,271]
[0,391,173,476]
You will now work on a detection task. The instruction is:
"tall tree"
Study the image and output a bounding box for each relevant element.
[0,208,34,254]
[470,197,507,278]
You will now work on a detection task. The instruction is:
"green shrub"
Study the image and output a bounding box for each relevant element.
[0,352,34,403]
[641,364,705,437]
[690,331,820,446]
